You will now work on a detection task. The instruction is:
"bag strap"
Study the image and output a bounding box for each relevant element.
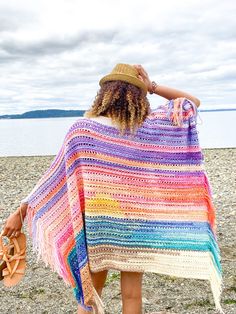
[18,207,24,232]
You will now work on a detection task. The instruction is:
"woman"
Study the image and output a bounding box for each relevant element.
[1,64,224,314]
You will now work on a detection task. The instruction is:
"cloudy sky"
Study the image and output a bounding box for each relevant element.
[0,0,236,115]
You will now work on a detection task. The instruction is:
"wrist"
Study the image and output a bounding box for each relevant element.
[149,81,158,94]
[16,204,28,218]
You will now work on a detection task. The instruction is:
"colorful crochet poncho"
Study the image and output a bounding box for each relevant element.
[25,97,224,313]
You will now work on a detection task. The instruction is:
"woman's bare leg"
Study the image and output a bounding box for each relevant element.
[121,271,143,314]
[91,269,108,297]
[77,270,108,314]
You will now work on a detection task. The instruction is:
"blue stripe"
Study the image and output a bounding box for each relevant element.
[85,216,222,274]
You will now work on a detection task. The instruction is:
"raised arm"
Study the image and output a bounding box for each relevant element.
[151,84,201,108]
[134,64,201,107]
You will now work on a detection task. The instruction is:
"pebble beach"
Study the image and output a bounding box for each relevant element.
[0,148,235,314]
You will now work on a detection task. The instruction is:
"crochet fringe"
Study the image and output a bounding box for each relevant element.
[26,209,104,313]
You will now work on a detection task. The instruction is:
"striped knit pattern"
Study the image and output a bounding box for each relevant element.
[25,97,224,314]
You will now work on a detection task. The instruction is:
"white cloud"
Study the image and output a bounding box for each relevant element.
[0,0,235,115]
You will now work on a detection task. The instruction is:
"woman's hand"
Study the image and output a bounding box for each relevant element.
[133,64,153,93]
[134,64,201,107]
[1,205,27,238]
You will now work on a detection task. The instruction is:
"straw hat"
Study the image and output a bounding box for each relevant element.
[99,63,147,95]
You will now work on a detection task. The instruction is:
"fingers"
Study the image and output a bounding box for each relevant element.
[133,64,140,70]
[1,210,23,239]
[1,226,21,238]
[134,64,148,76]
[140,67,149,78]
[134,64,143,73]
[138,75,144,82]
[6,228,14,238]
[14,230,21,237]
[9,230,17,238]
[1,226,8,236]
[8,229,21,238]
[133,64,144,74]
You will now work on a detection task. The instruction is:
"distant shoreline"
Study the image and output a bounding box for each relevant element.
[0,109,86,120]
[199,108,236,112]
[0,116,83,120]
[0,108,235,119]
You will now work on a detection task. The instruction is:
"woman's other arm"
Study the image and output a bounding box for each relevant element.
[1,203,28,238]
[151,84,200,107]
[134,64,201,107]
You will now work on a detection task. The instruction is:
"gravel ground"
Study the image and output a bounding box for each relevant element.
[0,148,235,314]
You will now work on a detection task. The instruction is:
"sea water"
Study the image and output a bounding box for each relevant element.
[0,110,235,157]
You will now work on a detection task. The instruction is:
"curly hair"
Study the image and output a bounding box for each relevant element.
[84,80,151,137]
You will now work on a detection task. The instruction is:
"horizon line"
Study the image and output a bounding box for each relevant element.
[1,107,236,116]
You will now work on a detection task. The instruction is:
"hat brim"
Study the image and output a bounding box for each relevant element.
[99,73,147,95]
